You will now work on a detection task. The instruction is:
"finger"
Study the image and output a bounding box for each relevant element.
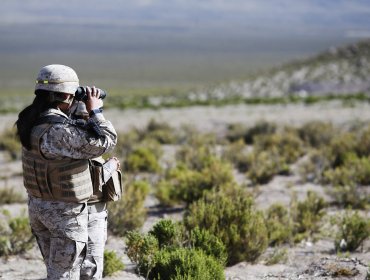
[96,88,101,98]
[91,86,97,97]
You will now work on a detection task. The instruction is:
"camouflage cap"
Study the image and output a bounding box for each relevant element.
[35,64,79,95]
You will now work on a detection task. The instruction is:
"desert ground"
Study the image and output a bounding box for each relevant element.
[0,101,369,279]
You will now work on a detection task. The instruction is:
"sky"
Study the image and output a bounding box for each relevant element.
[0,0,369,88]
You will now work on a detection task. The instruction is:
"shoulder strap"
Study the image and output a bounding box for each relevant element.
[35,115,87,128]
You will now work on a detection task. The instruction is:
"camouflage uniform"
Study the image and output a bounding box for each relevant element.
[27,107,117,279]
[80,162,116,280]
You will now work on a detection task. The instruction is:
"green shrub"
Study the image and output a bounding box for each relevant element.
[298,121,336,148]
[0,214,34,256]
[330,185,368,209]
[0,128,22,160]
[355,124,370,157]
[265,204,293,246]
[225,123,248,143]
[184,185,268,265]
[125,221,226,280]
[298,149,331,183]
[244,121,277,144]
[246,150,289,185]
[115,130,141,158]
[334,211,370,252]
[150,248,225,280]
[125,147,161,173]
[149,219,181,248]
[103,250,125,277]
[324,154,370,186]
[222,139,250,172]
[140,119,178,144]
[175,145,215,171]
[189,227,227,265]
[155,158,235,206]
[108,180,149,235]
[126,231,159,276]
[176,125,217,147]
[326,132,357,168]
[291,191,327,242]
[254,131,305,164]
[0,188,25,204]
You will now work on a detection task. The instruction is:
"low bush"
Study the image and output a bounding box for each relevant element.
[0,188,25,204]
[103,250,125,277]
[175,145,215,171]
[334,211,370,252]
[108,180,150,235]
[125,146,162,173]
[126,231,159,276]
[225,123,248,143]
[149,219,182,248]
[246,150,289,185]
[0,213,34,256]
[155,158,235,206]
[330,185,368,209]
[0,127,22,160]
[298,121,337,148]
[326,132,357,168]
[254,131,305,164]
[265,204,293,246]
[324,154,370,186]
[150,248,225,280]
[222,140,250,172]
[355,124,370,157]
[244,121,277,144]
[140,119,178,144]
[291,191,327,242]
[298,149,331,183]
[184,185,268,265]
[188,227,227,266]
[125,220,226,280]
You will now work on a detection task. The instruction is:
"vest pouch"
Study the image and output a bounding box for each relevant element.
[89,158,123,202]
[89,159,105,202]
[103,169,123,202]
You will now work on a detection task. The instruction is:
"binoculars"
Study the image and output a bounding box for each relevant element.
[75,86,107,102]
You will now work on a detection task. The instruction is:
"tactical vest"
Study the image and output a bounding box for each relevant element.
[22,119,93,203]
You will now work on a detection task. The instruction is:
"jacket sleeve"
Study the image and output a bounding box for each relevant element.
[40,113,118,160]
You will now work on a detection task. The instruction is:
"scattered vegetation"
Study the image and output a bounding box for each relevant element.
[125,219,225,280]
[103,250,125,277]
[0,212,34,256]
[0,127,22,160]
[0,188,25,204]
[184,185,268,265]
[108,180,150,235]
[333,211,370,252]
[290,191,327,243]
[264,248,288,265]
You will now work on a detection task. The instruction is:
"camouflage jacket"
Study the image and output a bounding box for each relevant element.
[39,108,117,160]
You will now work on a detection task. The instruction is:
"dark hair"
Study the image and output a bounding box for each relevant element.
[16,90,58,150]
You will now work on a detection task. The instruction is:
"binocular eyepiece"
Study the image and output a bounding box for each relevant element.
[74,86,107,102]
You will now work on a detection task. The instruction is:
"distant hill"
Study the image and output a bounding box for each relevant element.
[202,40,370,101]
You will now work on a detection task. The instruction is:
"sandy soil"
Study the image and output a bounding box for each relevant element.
[0,101,369,279]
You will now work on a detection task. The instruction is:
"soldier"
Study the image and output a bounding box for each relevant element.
[70,101,121,279]
[16,64,118,279]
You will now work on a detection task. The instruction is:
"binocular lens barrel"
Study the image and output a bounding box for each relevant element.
[75,87,107,101]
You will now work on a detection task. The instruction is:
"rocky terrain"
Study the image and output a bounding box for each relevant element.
[0,100,369,280]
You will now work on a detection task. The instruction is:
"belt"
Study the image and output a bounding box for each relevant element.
[87,202,107,213]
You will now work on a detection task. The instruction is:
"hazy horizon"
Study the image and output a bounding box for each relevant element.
[1,0,369,89]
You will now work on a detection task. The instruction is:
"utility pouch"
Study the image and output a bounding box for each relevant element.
[89,158,123,202]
